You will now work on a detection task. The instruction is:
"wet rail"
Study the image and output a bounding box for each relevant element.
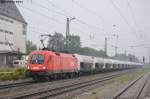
[11,71,128,99]
[0,80,34,90]
[113,73,150,99]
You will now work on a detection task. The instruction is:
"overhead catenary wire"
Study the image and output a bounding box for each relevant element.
[72,0,131,40]
[126,0,140,30]
[17,5,88,37]
[43,2,105,34]
[126,0,143,39]
[18,4,88,37]
[18,4,64,25]
[75,18,104,32]
[47,1,108,39]
[45,0,106,35]
[73,0,149,50]
[17,1,149,58]
[25,0,68,17]
[46,0,72,17]
[19,1,105,36]
[73,0,114,26]
[109,0,136,35]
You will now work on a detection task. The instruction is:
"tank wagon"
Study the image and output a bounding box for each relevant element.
[26,51,143,80]
[74,54,95,74]
[93,57,104,72]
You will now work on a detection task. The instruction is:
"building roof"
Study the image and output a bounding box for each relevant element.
[0,50,25,55]
[0,0,26,23]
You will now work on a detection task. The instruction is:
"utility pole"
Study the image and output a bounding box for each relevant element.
[104,37,107,57]
[66,18,70,41]
[115,46,118,56]
[143,56,145,63]
[65,17,75,51]
[66,18,70,50]
[112,45,118,56]
[113,46,118,56]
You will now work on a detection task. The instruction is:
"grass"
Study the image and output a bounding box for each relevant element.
[114,68,150,83]
[73,68,150,99]
[0,67,149,82]
[64,95,75,99]
[92,92,97,95]
[0,67,28,81]
[0,67,14,72]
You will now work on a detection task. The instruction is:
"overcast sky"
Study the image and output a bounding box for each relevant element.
[16,0,150,62]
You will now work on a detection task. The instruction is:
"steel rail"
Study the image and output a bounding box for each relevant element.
[134,74,150,99]
[0,80,34,90]
[11,71,129,99]
[113,73,150,99]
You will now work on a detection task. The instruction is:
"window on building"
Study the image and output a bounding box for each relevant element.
[22,23,27,35]
[0,55,5,65]
[0,41,3,44]
[0,29,13,35]
[0,41,13,46]
[0,16,14,23]
[0,29,4,32]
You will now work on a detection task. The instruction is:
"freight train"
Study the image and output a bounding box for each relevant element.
[26,50,143,80]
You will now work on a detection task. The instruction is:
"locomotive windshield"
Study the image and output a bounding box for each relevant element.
[30,54,44,64]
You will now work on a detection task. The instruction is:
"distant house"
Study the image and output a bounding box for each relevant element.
[0,0,27,67]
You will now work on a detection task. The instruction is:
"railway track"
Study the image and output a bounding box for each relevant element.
[113,73,150,99]
[0,70,131,91]
[11,71,129,99]
[0,72,118,90]
[0,80,34,90]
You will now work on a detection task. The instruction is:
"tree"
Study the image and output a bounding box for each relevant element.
[67,35,81,53]
[128,54,140,62]
[78,47,105,57]
[26,40,37,54]
[47,32,65,52]
[46,32,106,57]
[112,53,140,62]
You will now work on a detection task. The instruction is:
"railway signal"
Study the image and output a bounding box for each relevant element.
[143,56,145,63]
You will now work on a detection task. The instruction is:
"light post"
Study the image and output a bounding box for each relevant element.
[112,24,119,56]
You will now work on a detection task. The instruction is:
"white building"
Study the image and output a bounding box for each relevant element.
[0,1,27,67]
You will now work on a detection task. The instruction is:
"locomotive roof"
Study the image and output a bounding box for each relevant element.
[30,50,76,58]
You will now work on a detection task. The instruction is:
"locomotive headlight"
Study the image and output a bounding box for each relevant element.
[27,66,30,69]
[43,66,46,69]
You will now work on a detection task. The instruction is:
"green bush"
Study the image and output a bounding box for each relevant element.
[13,67,27,79]
[0,72,13,80]
[0,68,13,72]
[0,67,28,81]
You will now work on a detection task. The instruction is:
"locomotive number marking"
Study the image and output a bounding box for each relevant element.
[33,67,39,69]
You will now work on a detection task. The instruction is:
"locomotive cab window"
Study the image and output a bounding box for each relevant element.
[30,54,44,64]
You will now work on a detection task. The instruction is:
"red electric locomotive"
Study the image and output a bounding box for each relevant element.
[26,50,78,80]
